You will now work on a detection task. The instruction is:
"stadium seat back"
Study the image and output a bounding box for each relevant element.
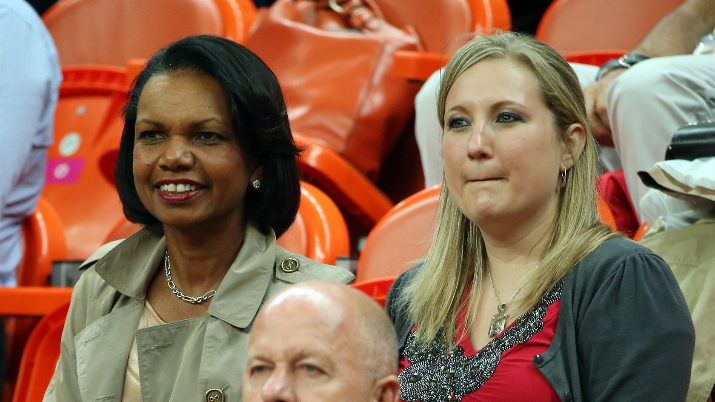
[43,0,252,66]
[536,0,681,54]
[17,198,67,287]
[277,182,350,265]
[12,303,69,402]
[295,137,394,230]
[356,186,440,282]
[377,0,511,53]
[42,66,128,260]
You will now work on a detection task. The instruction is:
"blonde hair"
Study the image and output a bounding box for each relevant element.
[402,32,618,347]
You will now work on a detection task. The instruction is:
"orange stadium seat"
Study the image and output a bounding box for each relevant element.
[356,185,440,282]
[2,200,67,401]
[103,217,142,244]
[391,0,512,80]
[277,182,351,265]
[11,302,70,402]
[0,287,73,402]
[535,0,682,55]
[379,0,511,54]
[17,197,67,287]
[351,276,397,307]
[0,288,73,317]
[295,136,395,230]
[43,0,255,66]
[42,66,128,261]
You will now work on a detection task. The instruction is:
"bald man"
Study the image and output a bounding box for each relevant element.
[243,281,400,402]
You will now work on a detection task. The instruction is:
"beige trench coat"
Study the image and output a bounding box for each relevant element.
[44,225,354,402]
[640,216,715,402]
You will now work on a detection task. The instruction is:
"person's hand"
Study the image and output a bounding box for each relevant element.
[583,68,626,147]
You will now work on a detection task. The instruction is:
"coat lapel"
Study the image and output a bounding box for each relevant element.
[208,225,276,329]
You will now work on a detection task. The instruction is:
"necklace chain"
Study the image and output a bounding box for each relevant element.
[164,251,217,304]
[486,266,531,309]
[486,263,538,338]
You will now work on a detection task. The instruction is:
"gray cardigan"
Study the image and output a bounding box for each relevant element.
[385,238,695,401]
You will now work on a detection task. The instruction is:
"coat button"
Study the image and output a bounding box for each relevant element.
[533,354,544,365]
[281,257,300,273]
[205,389,224,402]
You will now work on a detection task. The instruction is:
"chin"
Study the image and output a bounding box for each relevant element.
[155,214,206,229]
[461,204,502,223]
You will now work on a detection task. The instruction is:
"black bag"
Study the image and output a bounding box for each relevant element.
[665,121,715,160]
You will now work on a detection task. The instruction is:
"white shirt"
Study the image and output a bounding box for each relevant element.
[0,0,62,285]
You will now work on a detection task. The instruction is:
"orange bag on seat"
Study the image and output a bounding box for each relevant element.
[246,0,422,180]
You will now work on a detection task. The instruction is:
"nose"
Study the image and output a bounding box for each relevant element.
[466,121,493,160]
[159,136,194,171]
[261,367,295,402]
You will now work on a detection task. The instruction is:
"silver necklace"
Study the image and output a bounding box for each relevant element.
[486,264,537,338]
[164,250,216,304]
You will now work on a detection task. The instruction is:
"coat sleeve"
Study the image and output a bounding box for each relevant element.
[575,251,695,401]
[43,267,99,401]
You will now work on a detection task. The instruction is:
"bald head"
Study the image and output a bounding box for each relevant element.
[243,281,400,402]
[264,281,397,373]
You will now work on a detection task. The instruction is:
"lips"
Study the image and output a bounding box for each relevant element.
[155,179,203,202]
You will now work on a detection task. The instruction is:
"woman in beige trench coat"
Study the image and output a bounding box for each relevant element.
[44,35,354,402]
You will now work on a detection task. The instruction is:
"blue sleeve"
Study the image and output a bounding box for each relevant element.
[0,3,61,208]
[0,0,62,283]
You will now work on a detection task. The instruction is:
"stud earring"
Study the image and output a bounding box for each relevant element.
[251,179,262,189]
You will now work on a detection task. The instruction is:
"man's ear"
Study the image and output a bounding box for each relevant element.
[372,374,400,402]
[561,122,586,170]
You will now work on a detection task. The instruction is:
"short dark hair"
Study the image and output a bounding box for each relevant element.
[115,35,300,237]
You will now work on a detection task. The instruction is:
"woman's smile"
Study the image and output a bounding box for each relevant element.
[155,179,203,202]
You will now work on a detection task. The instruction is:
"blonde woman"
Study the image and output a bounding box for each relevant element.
[385,32,694,402]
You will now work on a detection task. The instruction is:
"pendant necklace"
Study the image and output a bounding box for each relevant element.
[486,264,538,338]
[164,250,217,304]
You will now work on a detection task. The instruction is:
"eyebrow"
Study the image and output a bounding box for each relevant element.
[135,117,229,129]
[445,99,529,115]
[247,355,273,365]
[490,100,528,110]
[247,350,331,369]
[445,105,470,114]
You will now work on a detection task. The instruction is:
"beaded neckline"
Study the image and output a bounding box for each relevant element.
[398,280,563,402]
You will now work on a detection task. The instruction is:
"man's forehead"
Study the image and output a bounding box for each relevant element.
[262,285,349,323]
[249,311,354,362]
